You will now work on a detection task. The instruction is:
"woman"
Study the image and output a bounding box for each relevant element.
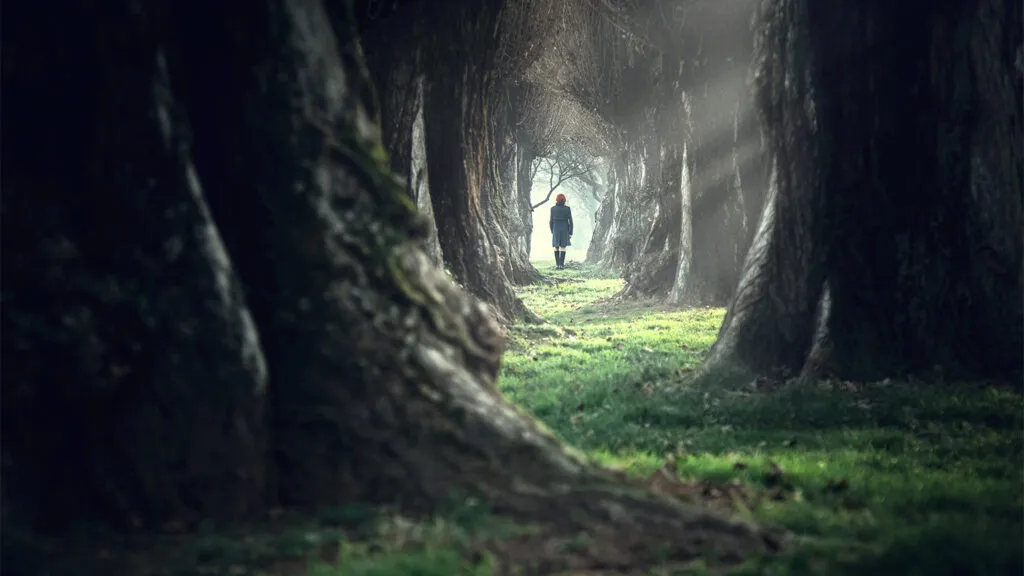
[549,193,573,270]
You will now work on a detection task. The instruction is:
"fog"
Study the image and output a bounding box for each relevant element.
[527,163,602,262]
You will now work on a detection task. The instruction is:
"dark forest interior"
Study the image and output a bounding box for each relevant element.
[2,0,1021,574]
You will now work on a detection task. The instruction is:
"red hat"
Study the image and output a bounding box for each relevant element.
[555,193,567,203]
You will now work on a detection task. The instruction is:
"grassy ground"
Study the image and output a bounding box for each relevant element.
[499,262,1023,575]
[31,262,1022,575]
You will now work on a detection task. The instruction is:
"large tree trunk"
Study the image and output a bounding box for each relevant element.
[679,76,760,306]
[407,78,445,266]
[620,125,685,299]
[1,0,274,530]
[482,89,544,285]
[420,2,531,322]
[586,157,620,265]
[588,139,652,272]
[586,154,631,268]
[3,1,782,570]
[382,70,443,266]
[619,49,686,299]
[709,0,1023,381]
[353,1,443,266]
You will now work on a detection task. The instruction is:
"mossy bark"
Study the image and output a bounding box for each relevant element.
[352,1,442,268]
[419,1,533,320]
[3,0,781,569]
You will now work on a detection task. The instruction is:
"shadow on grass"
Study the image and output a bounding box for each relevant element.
[499,270,1024,575]
[519,365,1022,574]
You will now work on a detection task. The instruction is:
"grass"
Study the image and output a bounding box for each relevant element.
[34,261,1022,575]
[293,260,1020,574]
[498,261,1023,575]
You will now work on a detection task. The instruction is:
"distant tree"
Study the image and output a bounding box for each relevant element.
[599,0,763,305]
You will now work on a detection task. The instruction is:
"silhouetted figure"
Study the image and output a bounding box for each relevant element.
[550,193,573,269]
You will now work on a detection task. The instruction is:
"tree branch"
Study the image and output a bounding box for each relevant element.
[530,140,599,210]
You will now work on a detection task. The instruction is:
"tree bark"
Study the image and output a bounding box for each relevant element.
[482,88,545,285]
[4,3,784,569]
[2,0,271,530]
[516,133,537,258]
[353,0,442,266]
[381,69,443,266]
[680,79,760,307]
[608,7,765,305]
[407,78,445,266]
[620,126,684,299]
[709,0,1023,381]
[419,2,532,322]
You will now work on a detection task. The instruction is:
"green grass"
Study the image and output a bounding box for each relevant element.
[497,262,1024,575]
[283,262,1022,574]
[42,262,1021,575]
[296,261,1021,574]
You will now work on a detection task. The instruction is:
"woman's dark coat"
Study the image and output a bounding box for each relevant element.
[550,203,573,247]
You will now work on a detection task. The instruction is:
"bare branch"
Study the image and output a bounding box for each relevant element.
[530,139,599,210]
